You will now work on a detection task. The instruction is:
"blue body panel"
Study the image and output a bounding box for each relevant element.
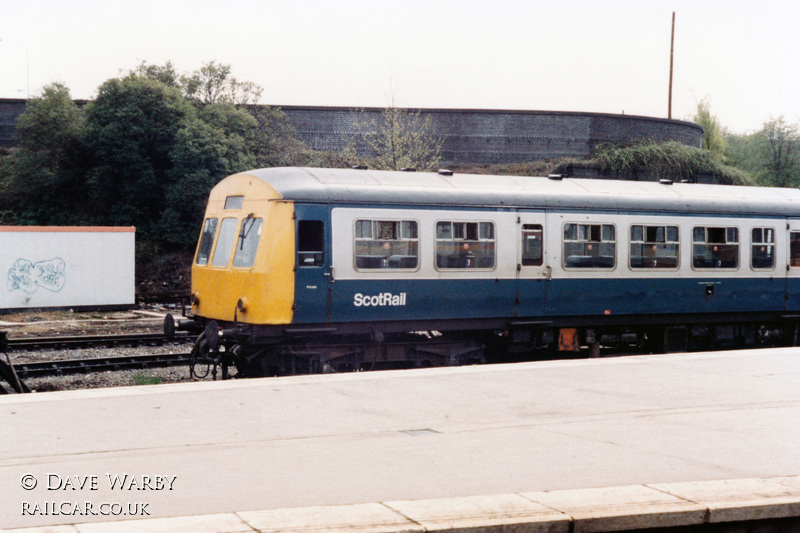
[292,204,330,324]
[297,276,787,325]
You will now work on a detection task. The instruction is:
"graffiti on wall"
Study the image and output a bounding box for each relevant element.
[7,258,66,294]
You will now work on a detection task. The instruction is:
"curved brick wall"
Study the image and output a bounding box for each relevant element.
[279,106,702,165]
[1,99,702,165]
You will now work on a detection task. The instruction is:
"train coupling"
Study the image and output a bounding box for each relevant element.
[163,313,205,340]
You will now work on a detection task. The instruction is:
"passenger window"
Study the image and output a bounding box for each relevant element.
[751,227,775,270]
[521,224,543,266]
[563,223,616,269]
[436,221,495,269]
[212,217,239,267]
[791,232,800,267]
[233,216,262,268]
[630,225,679,269]
[195,218,218,266]
[693,226,739,269]
[354,219,418,270]
[298,220,325,267]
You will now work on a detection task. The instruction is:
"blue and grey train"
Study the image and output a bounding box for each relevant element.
[178,166,800,376]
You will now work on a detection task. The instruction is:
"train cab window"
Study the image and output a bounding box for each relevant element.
[563,223,616,269]
[232,216,263,268]
[195,218,218,266]
[693,226,739,269]
[630,225,679,269]
[354,219,418,270]
[212,217,239,267]
[435,221,495,269]
[751,227,775,270]
[224,196,244,210]
[298,220,325,267]
[521,224,543,266]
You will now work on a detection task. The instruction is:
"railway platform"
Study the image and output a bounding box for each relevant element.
[1,347,799,532]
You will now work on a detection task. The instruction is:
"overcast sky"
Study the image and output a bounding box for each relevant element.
[1,0,797,134]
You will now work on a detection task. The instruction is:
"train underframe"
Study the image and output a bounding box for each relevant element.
[171,311,800,380]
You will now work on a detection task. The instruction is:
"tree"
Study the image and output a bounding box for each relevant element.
[81,74,193,234]
[754,116,800,187]
[131,61,182,89]
[348,104,443,171]
[5,83,87,224]
[693,98,726,157]
[181,61,263,105]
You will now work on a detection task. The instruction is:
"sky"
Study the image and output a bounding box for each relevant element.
[1,0,798,134]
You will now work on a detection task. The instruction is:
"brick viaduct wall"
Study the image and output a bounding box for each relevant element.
[279,106,702,165]
[0,99,702,165]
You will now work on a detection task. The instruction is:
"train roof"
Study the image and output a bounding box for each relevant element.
[237,167,800,217]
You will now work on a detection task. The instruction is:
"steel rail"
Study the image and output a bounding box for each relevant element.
[5,332,195,352]
[12,352,192,379]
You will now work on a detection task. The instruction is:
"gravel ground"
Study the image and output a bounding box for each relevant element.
[1,308,201,393]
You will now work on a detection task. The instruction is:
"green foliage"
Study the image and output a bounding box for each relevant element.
[589,141,753,185]
[131,61,182,89]
[181,61,263,105]
[347,105,443,171]
[132,373,163,385]
[694,98,726,156]
[82,75,193,235]
[753,116,800,187]
[3,83,88,224]
[724,117,800,188]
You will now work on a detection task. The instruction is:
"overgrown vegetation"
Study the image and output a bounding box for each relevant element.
[587,140,753,185]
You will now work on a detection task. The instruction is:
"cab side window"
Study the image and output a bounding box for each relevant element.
[195,218,218,265]
[298,220,325,267]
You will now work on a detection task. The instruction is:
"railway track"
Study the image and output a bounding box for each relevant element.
[4,332,195,352]
[0,331,197,393]
[11,352,193,380]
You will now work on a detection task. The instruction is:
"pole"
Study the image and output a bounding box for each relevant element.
[668,12,675,119]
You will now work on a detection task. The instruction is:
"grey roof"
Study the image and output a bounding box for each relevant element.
[239,167,800,217]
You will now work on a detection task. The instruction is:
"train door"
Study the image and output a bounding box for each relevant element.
[786,219,800,313]
[515,211,549,318]
[293,204,331,323]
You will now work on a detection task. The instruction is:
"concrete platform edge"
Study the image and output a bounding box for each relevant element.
[3,476,800,533]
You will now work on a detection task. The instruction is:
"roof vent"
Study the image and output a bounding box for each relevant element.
[438,169,454,176]
[352,165,368,170]
[547,174,564,180]
[659,178,673,185]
